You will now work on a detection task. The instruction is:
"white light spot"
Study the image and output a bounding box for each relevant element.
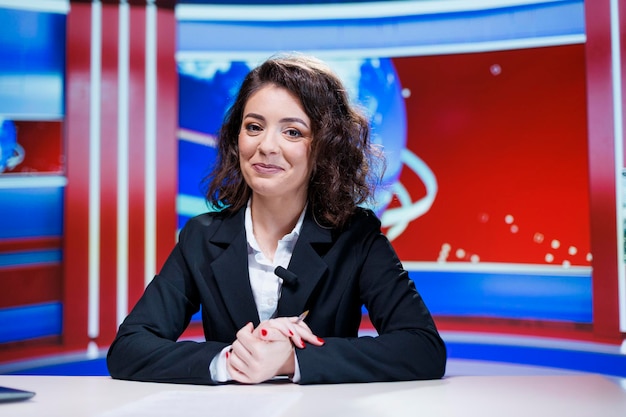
[401,88,411,98]
[510,225,519,233]
[586,253,593,262]
[551,239,560,249]
[568,246,578,256]
[470,254,480,263]
[490,64,502,76]
[505,214,514,224]
[456,248,466,259]
[545,253,554,263]
[438,243,451,261]
[533,233,544,244]
[562,260,571,268]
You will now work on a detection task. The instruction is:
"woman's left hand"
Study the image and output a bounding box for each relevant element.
[255,316,325,349]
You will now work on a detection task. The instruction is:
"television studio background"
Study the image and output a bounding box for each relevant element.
[0,0,625,379]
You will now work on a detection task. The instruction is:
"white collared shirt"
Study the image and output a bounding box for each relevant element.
[209,201,306,382]
[245,199,305,321]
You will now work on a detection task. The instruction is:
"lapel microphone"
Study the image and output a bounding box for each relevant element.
[274,266,298,288]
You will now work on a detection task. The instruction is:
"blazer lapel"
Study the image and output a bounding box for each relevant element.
[209,209,260,328]
[276,210,333,318]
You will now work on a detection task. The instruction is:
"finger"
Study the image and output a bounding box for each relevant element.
[226,354,252,384]
[236,321,255,337]
[255,325,290,342]
[230,340,252,369]
[257,318,297,339]
[258,318,304,347]
[274,318,324,346]
[232,322,256,362]
[263,318,324,348]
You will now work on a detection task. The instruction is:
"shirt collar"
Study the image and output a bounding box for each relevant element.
[244,199,306,253]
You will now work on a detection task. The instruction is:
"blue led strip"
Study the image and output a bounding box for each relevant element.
[6,359,110,377]
[446,342,626,378]
[409,269,592,323]
[0,302,62,344]
[0,249,62,268]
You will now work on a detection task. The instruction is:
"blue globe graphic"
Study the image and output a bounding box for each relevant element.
[352,58,407,215]
[177,57,408,222]
[0,118,19,173]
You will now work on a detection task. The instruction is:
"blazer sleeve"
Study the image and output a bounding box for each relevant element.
[295,210,447,384]
[106,218,226,385]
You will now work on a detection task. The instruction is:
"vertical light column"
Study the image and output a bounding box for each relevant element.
[64,0,177,348]
[585,0,624,341]
[610,0,626,333]
[144,0,157,288]
[117,0,130,325]
[88,0,102,341]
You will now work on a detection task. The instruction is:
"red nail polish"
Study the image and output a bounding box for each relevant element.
[261,329,268,337]
[225,351,230,359]
[289,330,294,336]
[317,337,325,344]
[300,341,306,349]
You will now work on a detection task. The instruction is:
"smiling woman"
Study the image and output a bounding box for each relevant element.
[106,53,446,385]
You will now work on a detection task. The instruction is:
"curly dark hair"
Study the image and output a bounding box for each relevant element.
[204,53,384,228]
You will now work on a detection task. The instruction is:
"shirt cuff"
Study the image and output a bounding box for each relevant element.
[209,345,232,383]
[291,350,301,383]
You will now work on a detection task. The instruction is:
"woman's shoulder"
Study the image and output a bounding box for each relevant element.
[343,206,381,231]
[185,210,224,227]
[179,209,237,240]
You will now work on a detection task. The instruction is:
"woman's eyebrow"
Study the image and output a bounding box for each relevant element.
[243,113,309,128]
[243,112,265,121]
[280,117,309,128]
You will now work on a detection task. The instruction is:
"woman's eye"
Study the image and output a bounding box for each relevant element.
[245,123,262,133]
[284,128,302,139]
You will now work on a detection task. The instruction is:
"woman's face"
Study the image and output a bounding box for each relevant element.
[238,84,313,204]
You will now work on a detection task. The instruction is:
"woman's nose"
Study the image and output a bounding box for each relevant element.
[257,130,280,154]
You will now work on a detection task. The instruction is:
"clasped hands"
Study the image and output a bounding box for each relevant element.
[226,315,324,384]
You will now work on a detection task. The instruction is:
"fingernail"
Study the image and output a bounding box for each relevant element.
[289,330,294,336]
[225,351,230,359]
[261,328,268,337]
[317,337,325,344]
[300,341,306,349]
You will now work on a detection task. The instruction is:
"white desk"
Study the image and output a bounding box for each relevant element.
[1,374,625,417]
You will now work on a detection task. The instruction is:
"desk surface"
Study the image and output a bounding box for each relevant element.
[1,374,625,417]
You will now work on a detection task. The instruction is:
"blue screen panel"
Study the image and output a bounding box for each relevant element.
[0,185,64,239]
[177,0,584,55]
[0,7,66,119]
[0,302,63,344]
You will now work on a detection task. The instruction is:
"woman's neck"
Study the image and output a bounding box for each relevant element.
[249,194,306,261]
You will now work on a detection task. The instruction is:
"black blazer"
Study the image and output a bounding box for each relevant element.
[107,206,446,384]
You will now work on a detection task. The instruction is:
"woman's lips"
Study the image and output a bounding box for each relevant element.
[252,163,284,174]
